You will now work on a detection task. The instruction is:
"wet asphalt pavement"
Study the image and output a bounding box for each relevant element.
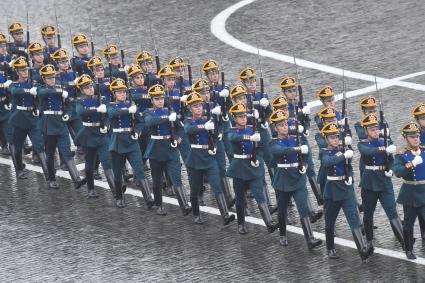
[2,0,425,281]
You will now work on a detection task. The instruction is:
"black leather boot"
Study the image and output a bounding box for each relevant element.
[191,195,204,224]
[32,151,40,164]
[163,172,174,196]
[263,182,278,214]
[37,151,49,181]
[279,214,288,246]
[221,177,235,209]
[308,176,323,206]
[352,228,371,261]
[199,185,206,206]
[300,217,322,250]
[390,217,405,248]
[86,170,98,198]
[216,193,235,225]
[104,169,116,198]
[137,178,155,209]
[404,228,416,260]
[114,178,125,208]
[153,182,166,216]
[236,205,248,234]
[258,202,277,233]
[10,144,26,179]
[65,159,86,189]
[174,186,192,216]
[418,214,425,241]
[363,217,374,252]
[47,156,59,189]
[326,226,339,259]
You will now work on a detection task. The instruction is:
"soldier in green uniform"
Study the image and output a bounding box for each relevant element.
[320,122,372,260]
[102,44,126,80]
[269,109,322,249]
[144,83,191,216]
[226,101,277,234]
[0,32,13,155]
[184,92,235,225]
[410,103,425,241]
[7,22,27,58]
[135,51,159,88]
[357,113,404,252]
[36,64,85,189]
[393,121,425,259]
[70,33,91,75]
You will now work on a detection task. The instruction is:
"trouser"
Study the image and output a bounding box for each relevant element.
[187,165,222,198]
[12,126,44,155]
[362,189,399,224]
[324,197,361,231]
[233,177,266,207]
[403,205,425,231]
[84,143,112,172]
[276,188,310,220]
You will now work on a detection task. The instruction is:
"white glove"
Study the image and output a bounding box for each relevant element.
[100,126,108,134]
[249,133,261,142]
[344,149,354,159]
[300,144,309,154]
[338,118,347,126]
[211,105,221,115]
[299,166,307,175]
[168,112,177,122]
[124,65,130,73]
[131,132,139,140]
[73,78,79,85]
[380,128,390,136]
[219,88,229,98]
[385,170,393,177]
[253,109,259,119]
[303,129,310,137]
[30,87,38,96]
[62,114,69,121]
[259,97,269,108]
[3,80,12,88]
[298,124,304,134]
[96,104,107,113]
[204,120,215,130]
[412,155,423,167]
[32,109,39,117]
[128,105,137,114]
[385,144,396,155]
[344,176,353,186]
[301,106,310,115]
[180,95,188,102]
[344,136,352,146]
[4,103,12,110]
[62,90,69,99]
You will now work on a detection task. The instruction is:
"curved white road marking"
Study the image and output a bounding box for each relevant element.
[210,0,425,91]
[2,156,424,266]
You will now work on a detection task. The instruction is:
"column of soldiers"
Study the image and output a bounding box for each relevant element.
[0,21,424,262]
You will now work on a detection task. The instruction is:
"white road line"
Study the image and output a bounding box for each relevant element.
[1,156,424,266]
[210,0,425,91]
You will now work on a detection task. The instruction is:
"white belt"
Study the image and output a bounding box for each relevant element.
[365,165,385,171]
[83,122,100,127]
[151,135,171,140]
[191,144,209,149]
[44,110,63,115]
[277,163,299,168]
[17,106,33,111]
[402,179,425,186]
[327,176,345,181]
[233,154,252,159]
[113,127,131,133]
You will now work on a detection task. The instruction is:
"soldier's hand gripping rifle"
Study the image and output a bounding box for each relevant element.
[205,93,217,155]
[26,8,38,117]
[165,85,178,148]
[95,78,106,133]
[220,70,229,121]
[250,95,259,167]
[341,70,350,183]
[294,103,306,174]
[375,76,390,172]
[120,50,136,139]
[58,72,68,121]
[54,3,61,48]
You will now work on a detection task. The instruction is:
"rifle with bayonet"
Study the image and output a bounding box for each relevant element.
[375,77,390,172]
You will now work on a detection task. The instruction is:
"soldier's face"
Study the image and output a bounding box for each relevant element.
[233,95,247,106]
[44,77,56,87]
[115,90,127,102]
[190,103,203,117]
[327,135,340,147]
[417,117,425,128]
[406,135,420,148]
[235,114,247,127]
[132,73,145,86]
[0,44,6,55]
[17,69,28,80]
[82,85,94,96]
[207,70,219,83]
[276,122,289,136]
[44,36,55,47]
[32,53,45,64]
[140,61,153,73]
[77,44,89,55]
[364,109,376,115]
[152,96,164,108]
[174,67,184,77]
[94,66,105,79]
[165,76,175,89]
[245,78,256,92]
[283,88,296,100]
[109,55,121,66]
[323,98,335,108]
[12,32,24,42]
[366,126,380,139]
[57,60,69,71]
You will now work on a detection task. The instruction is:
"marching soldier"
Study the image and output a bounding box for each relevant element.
[169,56,190,90]
[107,78,154,208]
[102,44,126,80]
[0,33,13,155]
[8,56,48,179]
[135,51,159,87]
[393,121,425,259]
[269,109,322,249]
[87,56,112,104]
[355,96,378,140]
[320,122,372,260]
[7,22,27,58]
[313,85,342,129]
[27,42,45,85]
[357,113,404,251]
[74,74,116,198]
[184,92,235,225]
[411,103,425,241]
[70,33,91,75]
[144,84,191,216]
[36,64,85,189]
[226,102,277,233]
[40,24,59,65]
